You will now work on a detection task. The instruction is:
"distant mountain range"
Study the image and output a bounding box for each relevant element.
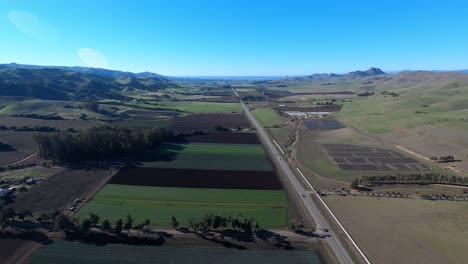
[0,63,165,79]
[0,67,178,101]
[305,67,386,80]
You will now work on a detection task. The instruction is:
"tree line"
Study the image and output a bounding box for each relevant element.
[0,125,71,133]
[34,126,173,163]
[353,173,468,187]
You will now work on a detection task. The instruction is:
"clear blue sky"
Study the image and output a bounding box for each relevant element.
[1,0,468,76]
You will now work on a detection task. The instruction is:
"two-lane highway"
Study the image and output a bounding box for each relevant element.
[236,91,363,264]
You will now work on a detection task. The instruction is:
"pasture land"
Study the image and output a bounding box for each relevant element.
[30,241,321,264]
[109,167,282,190]
[251,108,286,128]
[0,166,61,180]
[12,169,112,215]
[379,122,468,175]
[304,119,344,130]
[324,196,468,264]
[0,98,101,119]
[76,184,288,228]
[183,132,260,144]
[267,127,295,149]
[168,113,250,133]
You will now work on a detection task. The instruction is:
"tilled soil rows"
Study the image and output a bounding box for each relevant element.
[109,167,283,190]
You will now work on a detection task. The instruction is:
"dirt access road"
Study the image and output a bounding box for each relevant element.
[236,89,367,264]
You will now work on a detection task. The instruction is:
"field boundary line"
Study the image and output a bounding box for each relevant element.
[273,140,285,154]
[296,168,372,264]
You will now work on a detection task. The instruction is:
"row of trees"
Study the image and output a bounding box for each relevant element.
[34,126,173,163]
[0,125,67,133]
[186,214,260,234]
[13,114,64,120]
[353,173,468,187]
[430,155,456,162]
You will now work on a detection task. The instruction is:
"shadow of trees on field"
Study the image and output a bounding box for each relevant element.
[0,230,52,245]
[135,144,186,164]
[64,230,166,247]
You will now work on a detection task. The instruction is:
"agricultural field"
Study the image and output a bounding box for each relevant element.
[0,239,41,264]
[182,132,260,144]
[324,196,468,264]
[0,116,97,130]
[168,113,250,133]
[12,169,112,215]
[109,167,282,190]
[76,184,288,228]
[141,143,273,171]
[125,101,242,114]
[76,129,290,229]
[251,108,287,128]
[322,144,431,172]
[30,241,321,264]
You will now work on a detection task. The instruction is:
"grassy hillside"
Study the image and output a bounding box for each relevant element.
[0,68,178,101]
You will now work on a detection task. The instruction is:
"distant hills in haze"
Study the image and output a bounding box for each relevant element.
[305,67,386,80]
[0,63,165,79]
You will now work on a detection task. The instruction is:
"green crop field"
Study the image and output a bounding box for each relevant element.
[173,143,266,155]
[251,108,286,127]
[30,241,321,264]
[141,143,273,171]
[76,185,288,228]
[125,101,242,113]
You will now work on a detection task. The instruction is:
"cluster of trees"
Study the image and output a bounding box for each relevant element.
[0,206,34,230]
[13,114,64,120]
[289,219,305,231]
[355,173,468,187]
[186,214,260,234]
[0,125,69,133]
[34,126,173,163]
[357,91,374,97]
[242,95,268,101]
[430,155,456,162]
[381,91,399,97]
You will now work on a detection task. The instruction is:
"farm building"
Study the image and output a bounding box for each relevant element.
[285,111,308,118]
[0,188,10,196]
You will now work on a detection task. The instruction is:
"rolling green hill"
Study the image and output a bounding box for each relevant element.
[0,68,178,101]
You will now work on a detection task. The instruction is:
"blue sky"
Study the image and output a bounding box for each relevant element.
[1,0,468,76]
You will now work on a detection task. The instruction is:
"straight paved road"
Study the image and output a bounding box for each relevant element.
[236,92,358,264]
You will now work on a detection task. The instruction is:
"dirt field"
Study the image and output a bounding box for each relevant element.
[168,113,250,133]
[182,132,260,144]
[109,167,282,190]
[0,116,97,130]
[30,240,322,264]
[324,196,468,264]
[11,169,112,215]
[0,239,42,264]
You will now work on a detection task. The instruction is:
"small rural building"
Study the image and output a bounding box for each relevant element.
[285,111,308,118]
[0,188,10,196]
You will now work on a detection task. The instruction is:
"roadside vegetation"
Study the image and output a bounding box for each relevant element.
[251,108,286,127]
